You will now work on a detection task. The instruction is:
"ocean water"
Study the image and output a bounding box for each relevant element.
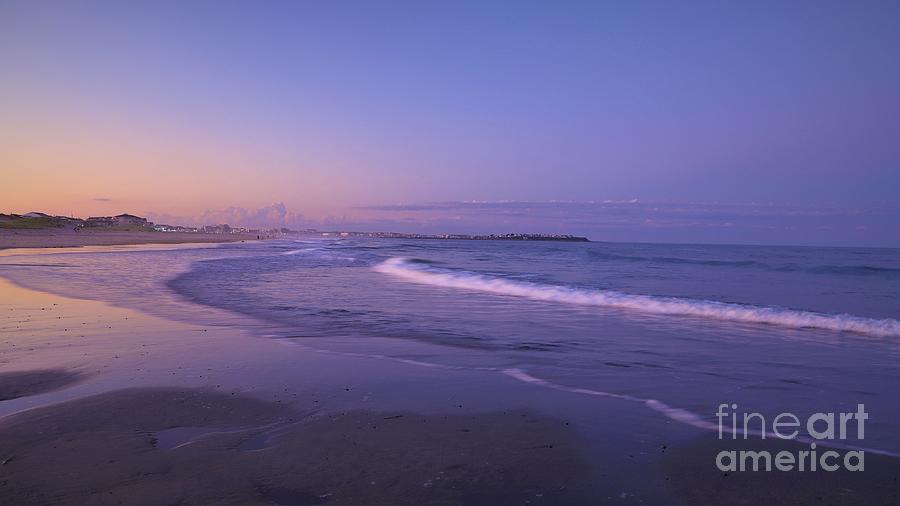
[2,238,900,453]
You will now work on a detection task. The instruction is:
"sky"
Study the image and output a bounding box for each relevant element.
[2,1,899,246]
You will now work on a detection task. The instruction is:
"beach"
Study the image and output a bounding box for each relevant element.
[1,240,899,504]
[0,229,261,250]
[4,1,897,502]
[0,275,597,505]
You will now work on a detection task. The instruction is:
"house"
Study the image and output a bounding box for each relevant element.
[85,216,117,227]
[84,213,152,228]
[114,214,150,226]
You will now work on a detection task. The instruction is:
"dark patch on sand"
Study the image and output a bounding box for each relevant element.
[659,434,900,505]
[0,369,84,401]
[0,388,591,505]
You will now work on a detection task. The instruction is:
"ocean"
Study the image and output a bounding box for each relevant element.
[2,238,899,455]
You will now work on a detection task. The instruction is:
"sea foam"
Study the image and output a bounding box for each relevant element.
[375,257,900,338]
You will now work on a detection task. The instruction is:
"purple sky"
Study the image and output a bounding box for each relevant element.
[3,1,899,245]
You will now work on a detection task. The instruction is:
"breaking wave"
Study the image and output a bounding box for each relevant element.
[375,257,900,338]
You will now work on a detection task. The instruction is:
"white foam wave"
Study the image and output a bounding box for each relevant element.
[506,368,718,431]
[284,341,899,457]
[375,257,900,338]
[500,368,900,457]
[281,247,321,255]
[282,247,355,262]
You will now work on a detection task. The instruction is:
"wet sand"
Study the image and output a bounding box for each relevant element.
[0,387,589,505]
[660,434,900,505]
[0,229,260,250]
[0,369,83,401]
[0,277,597,504]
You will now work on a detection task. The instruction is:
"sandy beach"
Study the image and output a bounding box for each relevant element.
[0,229,261,250]
[0,276,596,505]
[0,387,589,505]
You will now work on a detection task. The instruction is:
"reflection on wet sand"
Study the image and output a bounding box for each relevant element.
[0,369,83,401]
[0,388,590,505]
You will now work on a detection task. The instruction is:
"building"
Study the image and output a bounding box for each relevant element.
[84,213,152,228]
[85,216,116,227]
[202,224,233,234]
[113,214,150,227]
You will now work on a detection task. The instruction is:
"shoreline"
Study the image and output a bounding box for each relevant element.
[0,276,599,504]
[0,229,263,250]
[2,253,900,504]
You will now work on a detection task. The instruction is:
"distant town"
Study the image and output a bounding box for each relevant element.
[0,212,589,242]
[0,212,290,236]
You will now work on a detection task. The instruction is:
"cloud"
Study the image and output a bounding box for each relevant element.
[198,202,306,228]
[93,197,112,202]
[148,202,307,229]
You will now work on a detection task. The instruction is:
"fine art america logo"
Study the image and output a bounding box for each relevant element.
[715,404,867,472]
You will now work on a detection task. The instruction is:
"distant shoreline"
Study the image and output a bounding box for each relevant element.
[0,228,590,251]
[316,231,591,242]
[0,229,261,250]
